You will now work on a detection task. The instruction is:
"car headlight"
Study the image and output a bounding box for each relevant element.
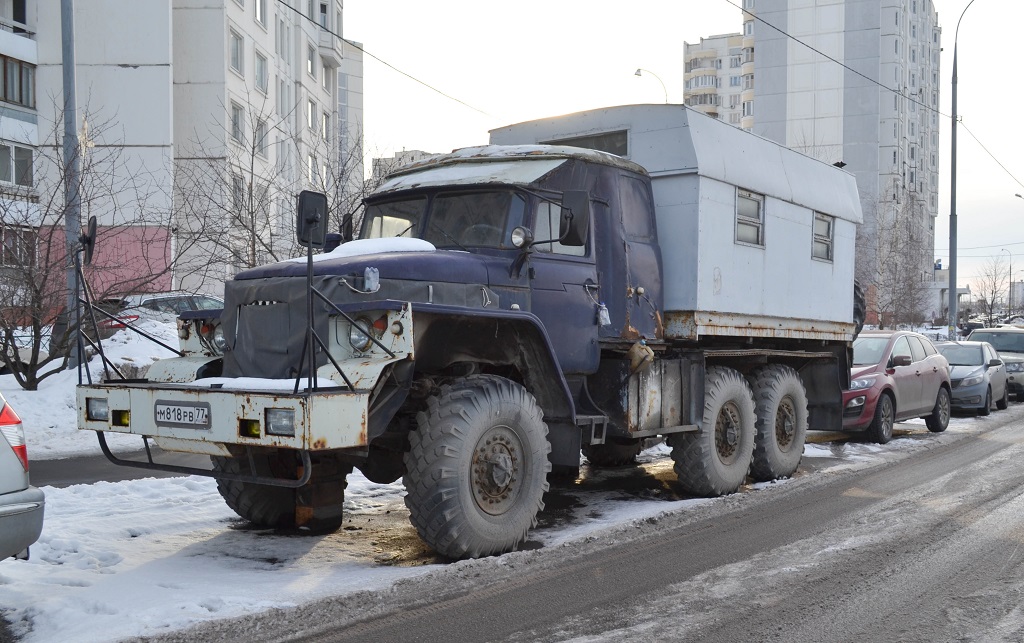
[212,326,227,352]
[1006,362,1024,373]
[849,375,877,391]
[960,374,984,387]
[349,317,373,352]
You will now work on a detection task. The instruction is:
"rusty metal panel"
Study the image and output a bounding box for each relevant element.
[660,359,683,427]
[664,310,854,342]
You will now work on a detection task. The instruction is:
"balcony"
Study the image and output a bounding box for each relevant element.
[318,29,342,69]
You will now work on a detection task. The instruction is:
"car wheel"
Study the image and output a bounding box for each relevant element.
[978,387,992,416]
[996,385,1009,411]
[925,387,950,433]
[869,393,894,444]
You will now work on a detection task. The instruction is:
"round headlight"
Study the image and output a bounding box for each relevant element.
[349,317,373,352]
[511,226,533,249]
[212,326,227,352]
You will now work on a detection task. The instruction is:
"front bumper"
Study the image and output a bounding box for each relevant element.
[78,380,374,455]
[842,390,877,431]
[950,381,986,410]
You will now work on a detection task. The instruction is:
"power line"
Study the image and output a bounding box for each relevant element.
[721,0,943,118]
[720,0,1024,191]
[275,0,492,118]
[959,121,1024,191]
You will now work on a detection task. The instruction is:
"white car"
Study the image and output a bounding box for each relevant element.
[0,393,44,560]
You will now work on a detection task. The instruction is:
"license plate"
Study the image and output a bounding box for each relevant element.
[154,401,211,429]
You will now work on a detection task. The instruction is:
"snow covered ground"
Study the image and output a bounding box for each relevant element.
[0,324,1000,642]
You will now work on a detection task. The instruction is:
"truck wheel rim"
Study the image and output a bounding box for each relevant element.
[472,424,523,516]
[715,401,742,464]
[775,397,796,450]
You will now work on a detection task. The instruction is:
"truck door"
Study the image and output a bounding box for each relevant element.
[527,199,600,375]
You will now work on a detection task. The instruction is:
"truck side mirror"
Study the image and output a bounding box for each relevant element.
[559,190,590,247]
[296,190,328,248]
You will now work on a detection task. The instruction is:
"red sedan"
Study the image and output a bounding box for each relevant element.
[842,330,952,443]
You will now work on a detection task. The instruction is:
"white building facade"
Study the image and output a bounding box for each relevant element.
[25,0,363,296]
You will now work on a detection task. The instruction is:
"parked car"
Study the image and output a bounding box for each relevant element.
[935,341,1009,415]
[842,330,952,443]
[0,394,44,560]
[98,291,224,330]
[966,327,1024,401]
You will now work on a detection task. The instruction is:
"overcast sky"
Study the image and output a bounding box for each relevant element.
[343,0,1023,292]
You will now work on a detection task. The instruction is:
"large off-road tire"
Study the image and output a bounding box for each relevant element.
[869,392,894,444]
[668,366,755,497]
[403,375,551,559]
[211,452,350,534]
[997,385,1009,411]
[582,440,643,467]
[925,387,951,433]
[853,280,866,339]
[979,387,992,416]
[747,365,808,482]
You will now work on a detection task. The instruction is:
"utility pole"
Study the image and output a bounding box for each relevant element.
[61,0,82,367]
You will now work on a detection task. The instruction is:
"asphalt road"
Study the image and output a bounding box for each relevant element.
[30,448,211,488]
[153,408,1024,643]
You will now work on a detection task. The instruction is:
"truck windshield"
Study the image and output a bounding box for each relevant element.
[363,191,524,249]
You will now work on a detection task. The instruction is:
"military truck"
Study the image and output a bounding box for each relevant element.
[78,105,862,559]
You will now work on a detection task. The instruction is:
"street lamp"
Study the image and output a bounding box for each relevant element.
[1003,248,1012,316]
[634,68,668,104]
[949,0,978,340]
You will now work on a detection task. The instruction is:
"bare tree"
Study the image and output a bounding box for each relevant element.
[0,106,182,389]
[174,89,393,288]
[972,255,1009,325]
[872,181,931,329]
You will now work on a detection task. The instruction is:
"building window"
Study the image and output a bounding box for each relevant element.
[307,45,316,79]
[307,153,316,183]
[230,102,244,143]
[736,189,764,246]
[0,225,35,267]
[307,99,316,130]
[231,174,245,210]
[321,111,330,139]
[742,100,753,117]
[229,30,243,74]
[278,77,287,116]
[0,56,34,109]
[255,119,268,157]
[0,143,32,187]
[319,2,328,28]
[742,74,754,90]
[812,213,833,261]
[254,0,266,25]
[255,52,268,92]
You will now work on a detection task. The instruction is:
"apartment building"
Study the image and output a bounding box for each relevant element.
[683,31,753,130]
[17,0,362,298]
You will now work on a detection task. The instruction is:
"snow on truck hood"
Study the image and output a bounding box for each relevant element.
[284,237,436,264]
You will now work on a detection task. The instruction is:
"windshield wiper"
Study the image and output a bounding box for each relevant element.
[429,222,469,252]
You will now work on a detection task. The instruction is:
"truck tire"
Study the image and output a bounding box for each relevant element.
[403,375,551,559]
[853,280,866,339]
[669,366,755,496]
[211,453,351,534]
[747,365,808,482]
[582,440,643,467]
[925,387,950,433]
